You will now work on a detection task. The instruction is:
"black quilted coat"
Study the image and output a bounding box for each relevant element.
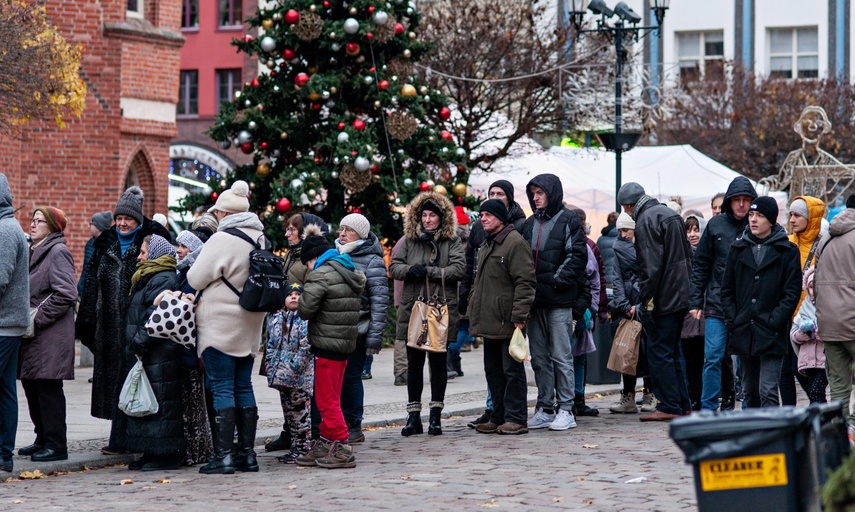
[115,269,185,456]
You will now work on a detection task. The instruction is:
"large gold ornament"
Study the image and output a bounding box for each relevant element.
[400,84,417,97]
[452,183,467,197]
[256,162,271,176]
[340,164,372,193]
[294,11,324,41]
[386,111,418,141]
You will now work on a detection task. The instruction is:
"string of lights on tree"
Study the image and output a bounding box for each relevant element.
[180,0,474,245]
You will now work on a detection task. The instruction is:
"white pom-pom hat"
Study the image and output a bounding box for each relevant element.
[209,180,250,214]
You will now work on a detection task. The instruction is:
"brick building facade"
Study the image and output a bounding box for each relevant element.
[0,0,183,275]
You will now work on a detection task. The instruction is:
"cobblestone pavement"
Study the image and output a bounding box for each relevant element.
[1,394,697,512]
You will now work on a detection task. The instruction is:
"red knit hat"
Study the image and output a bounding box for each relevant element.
[34,206,68,233]
[455,206,470,225]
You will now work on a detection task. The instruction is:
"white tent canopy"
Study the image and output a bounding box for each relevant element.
[468,145,761,234]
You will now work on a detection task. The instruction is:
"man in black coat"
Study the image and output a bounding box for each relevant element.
[720,197,801,407]
[618,182,693,421]
[520,174,587,431]
[689,177,756,411]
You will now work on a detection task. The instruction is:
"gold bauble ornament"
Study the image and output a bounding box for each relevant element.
[256,163,272,176]
[452,183,467,197]
[330,87,337,94]
[434,185,447,195]
[280,132,288,139]
[307,66,318,75]
[308,92,321,101]
[261,19,274,30]
[400,84,417,97]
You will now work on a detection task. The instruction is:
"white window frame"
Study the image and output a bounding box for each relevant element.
[127,0,144,19]
[768,27,819,80]
[676,30,724,82]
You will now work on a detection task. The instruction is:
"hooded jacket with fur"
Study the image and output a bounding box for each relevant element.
[389,191,465,343]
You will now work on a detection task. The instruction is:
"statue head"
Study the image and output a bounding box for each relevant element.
[794,106,831,149]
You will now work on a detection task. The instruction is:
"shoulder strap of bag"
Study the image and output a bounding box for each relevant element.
[36,292,54,309]
[803,235,821,273]
[222,228,260,249]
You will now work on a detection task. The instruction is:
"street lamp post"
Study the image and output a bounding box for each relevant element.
[566,0,670,211]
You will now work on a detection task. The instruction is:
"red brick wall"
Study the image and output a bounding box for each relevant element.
[0,0,182,277]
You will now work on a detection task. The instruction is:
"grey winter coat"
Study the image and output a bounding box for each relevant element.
[20,232,77,380]
[337,232,389,352]
[76,219,171,419]
[390,192,465,344]
[0,173,29,337]
[816,208,855,342]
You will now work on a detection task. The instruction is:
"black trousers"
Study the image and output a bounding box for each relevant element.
[780,343,811,405]
[21,379,67,452]
[681,337,704,407]
[483,337,527,425]
[406,346,447,404]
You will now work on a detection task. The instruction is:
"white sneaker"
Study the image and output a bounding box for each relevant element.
[548,409,577,431]
[527,408,556,429]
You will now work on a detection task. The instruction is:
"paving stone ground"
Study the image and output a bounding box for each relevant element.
[1,393,697,511]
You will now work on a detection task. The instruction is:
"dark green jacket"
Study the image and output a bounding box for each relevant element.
[468,224,537,339]
[298,251,366,360]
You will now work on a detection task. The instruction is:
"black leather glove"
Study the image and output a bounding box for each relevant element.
[406,264,427,280]
[458,300,468,316]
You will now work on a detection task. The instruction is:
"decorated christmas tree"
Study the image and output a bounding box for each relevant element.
[181,0,472,246]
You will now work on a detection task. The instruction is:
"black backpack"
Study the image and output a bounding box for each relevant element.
[220,228,288,312]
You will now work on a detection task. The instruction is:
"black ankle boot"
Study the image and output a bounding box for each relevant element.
[574,396,599,417]
[428,405,443,436]
[200,408,236,475]
[265,429,291,452]
[234,407,259,472]
[401,403,423,437]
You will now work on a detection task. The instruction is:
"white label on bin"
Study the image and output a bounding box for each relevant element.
[699,453,788,491]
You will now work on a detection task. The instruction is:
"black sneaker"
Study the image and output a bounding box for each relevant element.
[720,396,735,411]
[467,410,493,429]
[394,375,407,386]
[361,371,372,380]
[575,404,599,417]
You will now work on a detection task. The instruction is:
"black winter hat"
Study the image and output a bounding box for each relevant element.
[749,196,779,223]
[300,224,332,264]
[479,199,508,224]
[418,198,444,223]
[489,180,515,203]
[617,182,645,205]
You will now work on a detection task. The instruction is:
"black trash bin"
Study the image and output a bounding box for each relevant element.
[669,402,850,512]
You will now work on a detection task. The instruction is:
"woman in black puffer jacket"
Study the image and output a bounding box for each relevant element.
[117,235,183,471]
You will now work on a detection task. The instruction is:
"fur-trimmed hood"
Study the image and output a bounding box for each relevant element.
[403,191,458,241]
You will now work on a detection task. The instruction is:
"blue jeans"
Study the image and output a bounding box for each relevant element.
[202,348,256,411]
[574,354,587,397]
[341,347,367,426]
[700,317,728,410]
[0,337,21,458]
[363,355,373,374]
[448,319,472,359]
[528,308,576,412]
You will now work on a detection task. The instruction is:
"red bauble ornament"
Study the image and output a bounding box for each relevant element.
[368,6,375,13]
[282,48,296,61]
[440,131,452,141]
[419,181,431,192]
[323,0,330,7]
[369,67,376,72]
[353,119,366,131]
[211,192,219,201]
[351,151,357,156]
[441,172,452,181]
[260,142,268,150]
[395,23,404,35]
[378,80,389,90]
[456,197,464,205]
[352,207,362,214]
[457,165,465,172]
[312,104,321,110]
[240,143,253,154]
[244,35,254,43]
[370,164,380,174]
[314,157,321,164]
[439,107,451,121]
[250,79,259,87]
[366,33,373,41]
[284,9,300,24]
[275,198,292,213]
[295,73,310,87]
[345,42,360,56]
[338,122,346,130]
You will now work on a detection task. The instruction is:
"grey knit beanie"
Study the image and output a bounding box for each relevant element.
[114,186,145,225]
[617,182,645,206]
[91,211,114,232]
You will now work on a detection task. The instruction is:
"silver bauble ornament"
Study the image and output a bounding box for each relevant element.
[403,178,413,186]
[260,36,277,53]
[364,76,374,84]
[373,11,388,25]
[331,171,339,178]
[272,13,281,20]
[343,18,359,34]
[247,121,257,130]
[219,139,232,150]
[337,132,349,143]
[322,91,330,99]
[455,148,466,156]
[244,99,252,107]
[331,43,341,51]
[354,156,371,171]
[237,130,253,144]
[427,180,435,186]
[291,178,304,189]
[349,7,357,15]
[273,85,280,92]
[308,189,317,198]
[314,204,324,213]
[234,90,242,99]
